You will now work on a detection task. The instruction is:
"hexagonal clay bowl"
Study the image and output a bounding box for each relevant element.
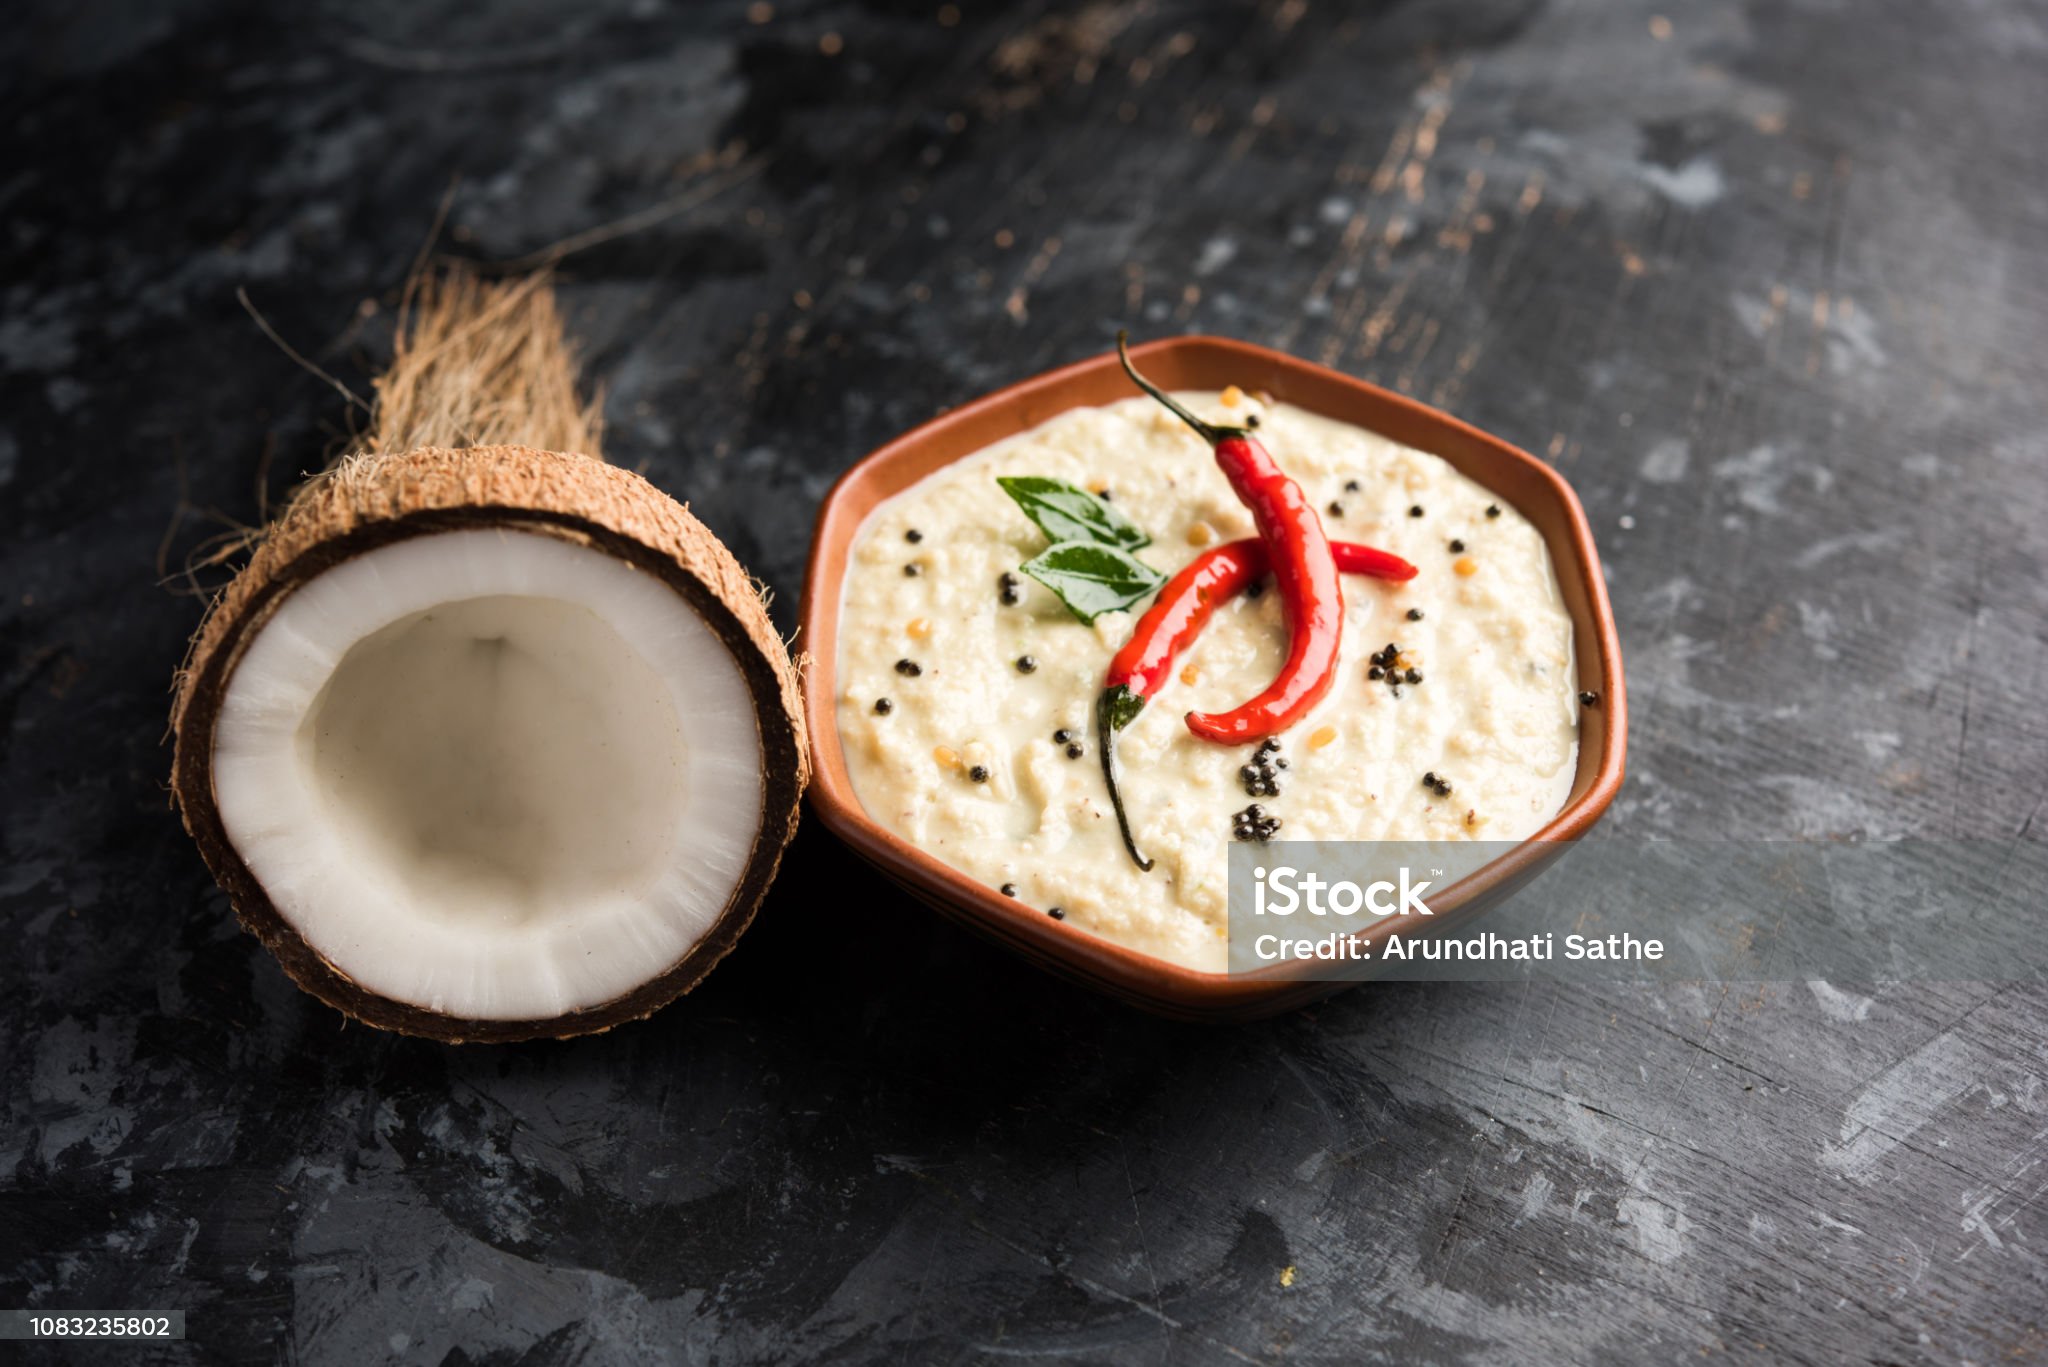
[798,336,1626,1020]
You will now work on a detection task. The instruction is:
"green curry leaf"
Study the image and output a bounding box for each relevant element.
[1020,540,1167,625]
[997,476,1151,551]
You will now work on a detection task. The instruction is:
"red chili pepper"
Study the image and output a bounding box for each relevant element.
[1115,335,1347,750]
[1107,539,1415,714]
[1095,537,1414,871]
[1098,335,1357,868]
[1183,436,1345,740]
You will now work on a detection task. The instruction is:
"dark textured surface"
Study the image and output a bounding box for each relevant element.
[5,1,2048,1363]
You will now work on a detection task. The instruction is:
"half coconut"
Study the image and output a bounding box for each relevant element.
[170,274,806,1042]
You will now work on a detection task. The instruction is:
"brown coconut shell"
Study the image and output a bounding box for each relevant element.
[169,443,809,1043]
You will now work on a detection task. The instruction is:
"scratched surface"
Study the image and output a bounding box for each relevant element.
[5,1,2047,1363]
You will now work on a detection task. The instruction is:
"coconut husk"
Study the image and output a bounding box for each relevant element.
[169,267,808,1043]
[368,266,603,458]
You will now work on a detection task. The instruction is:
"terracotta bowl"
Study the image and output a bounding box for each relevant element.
[798,336,1626,1020]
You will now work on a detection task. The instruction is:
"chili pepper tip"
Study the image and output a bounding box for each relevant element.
[1096,685,1155,872]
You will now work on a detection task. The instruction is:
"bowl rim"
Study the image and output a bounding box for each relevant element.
[796,334,1627,1014]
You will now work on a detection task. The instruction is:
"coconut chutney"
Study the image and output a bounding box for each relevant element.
[835,390,1579,972]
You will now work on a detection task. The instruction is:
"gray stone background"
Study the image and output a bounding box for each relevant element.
[3,0,2045,1363]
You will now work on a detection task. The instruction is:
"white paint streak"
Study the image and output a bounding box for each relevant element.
[1713,443,1789,514]
[1955,1128,2048,1259]
[1806,979,1875,1023]
[1792,527,1905,569]
[1797,601,1840,661]
[1193,235,1238,276]
[1617,1194,1691,1263]
[452,1276,496,1311]
[1636,156,1724,207]
[1640,437,1689,484]
[1826,307,1888,374]
[1903,453,1941,478]
[1820,1032,1981,1184]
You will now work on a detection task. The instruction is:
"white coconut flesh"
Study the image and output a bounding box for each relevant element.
[210,526,765,1021]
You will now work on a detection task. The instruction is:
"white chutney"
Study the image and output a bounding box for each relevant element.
[835,391,1579,971]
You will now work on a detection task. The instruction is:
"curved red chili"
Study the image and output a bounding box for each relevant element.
[1185,433,1344,742]
[1109,539,1415,708]
[1095,538,1415,871]
[1115,334,1345,744]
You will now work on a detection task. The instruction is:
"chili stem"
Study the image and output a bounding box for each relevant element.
[1116,331,1238,446]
